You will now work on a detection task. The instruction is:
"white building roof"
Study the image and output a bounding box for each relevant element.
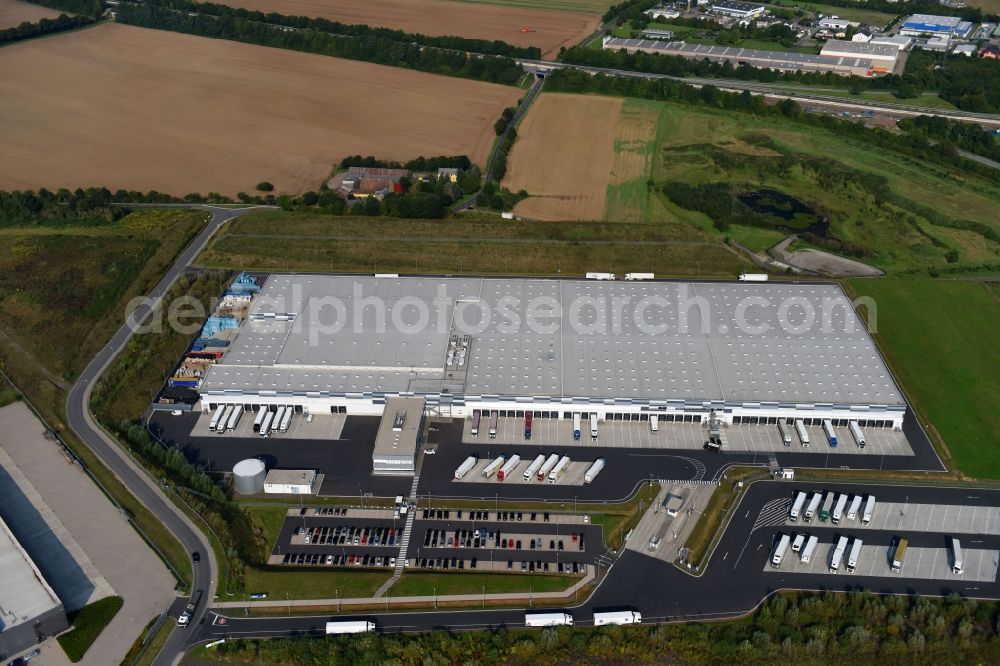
[820,39,899,60]
[0,516,62,631]
[263,469,316,486]
[200,275,904,408]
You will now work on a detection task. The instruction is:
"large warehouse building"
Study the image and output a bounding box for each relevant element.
[0,516,68,659]
[197,275,906,430]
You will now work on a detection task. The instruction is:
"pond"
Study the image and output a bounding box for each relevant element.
[737,189,828,235]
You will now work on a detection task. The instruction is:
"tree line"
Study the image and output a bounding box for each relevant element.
[114,3,525,86]
[198,590,1000,664]
[338,155,473,171]
[560,43,1000,114]
[24,0,103,18]
[543,68,1000,177]
[770,0,998,23]
[126,0,540,59]
[0,13,94,45]
[898,115,1000,163]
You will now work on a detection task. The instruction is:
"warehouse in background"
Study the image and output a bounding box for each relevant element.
[0,516,69,659]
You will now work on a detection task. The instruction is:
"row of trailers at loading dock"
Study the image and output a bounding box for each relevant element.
[468,409,701,441]
[206,403,303,437]
[763,418,869,449]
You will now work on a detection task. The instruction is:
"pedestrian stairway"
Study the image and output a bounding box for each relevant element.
[374,476,420,597]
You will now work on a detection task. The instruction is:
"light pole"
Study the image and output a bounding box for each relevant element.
[434,586,437,609]
[482,585,486,608]
[336,588,340,612]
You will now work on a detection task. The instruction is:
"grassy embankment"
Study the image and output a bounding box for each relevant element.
[56,596,124,662]
[0,209,209,588]
[847,278,1000,479]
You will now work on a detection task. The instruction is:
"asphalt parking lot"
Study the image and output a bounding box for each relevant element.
[190,409,346,441]
[453,458,598,487]
[463,417,914,457]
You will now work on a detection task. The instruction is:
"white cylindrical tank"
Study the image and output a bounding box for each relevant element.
[233,458,266,495]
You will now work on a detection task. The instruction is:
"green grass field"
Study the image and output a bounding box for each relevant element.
[57,596,124,662]
[242,567,391,600]
[448,0,612,13]
[767,0,898,27]
[392,572,574,596]
[613,21,822,53]
[846,279,1000,478]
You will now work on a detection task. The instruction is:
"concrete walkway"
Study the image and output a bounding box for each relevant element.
[213,569,595,611]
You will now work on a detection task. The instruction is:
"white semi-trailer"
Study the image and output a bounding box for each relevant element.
[650,414,658,432]
[548,455,571,483]
[252,406,267,432]
[791,533,806,552]
[739,273,768,282]
[208,406,225,431]
[216,406,233,434]
[537,454,560,481]
[482,455,505,479]
[771,533,791,568]
[847,495,863,521]
[801,535,818,563]
[795,419,810,446]
[862,495,876,525]
[258,410,274,438]
[829,535,848,573]
[823,419,838,447]
[951,538,964,574]
[523,455,546,482]
[497,454,522,482]
[572,413,582,440]
[488,411,499,439]
[777,421,792,445]
[804,492,822,522]
[454,456,477,480]
[525,612,573,627]
[832,493,849,525]
[789,491,807,522]
[590,413,599,439]
[593,610,641,626]
[272,406,286,434]
[849,420,865,448]
[325,621,374,634]
[847,538,863,573]
[624,273,654,281]
[470,410,481,438]
[584,458,605,483]
[585,272,616,280]
[279,406,292,433]
[226,405,243,432]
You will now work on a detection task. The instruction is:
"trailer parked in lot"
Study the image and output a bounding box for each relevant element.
[584,458,605,483]
[593,610,641,626]
[225,405,243,431]
[832,493,848,524]
[819,493,835,522]
[847,537,863,573]
[523,455,546,482]
[537,454,560,481]
[792,533,806,552]
[862,495,876,525]
[951,538,964,574]
[777,421,792,445]
[325,621,374,634]
[488,411,498,439]
[482,455,505,479]
[279,406,292,432]
[847,494,863,521]
[216,406,233,433]
[829,535,848,572]
[454,456,477,480]
[573,413,581,440]
[823,419,838,447]
[650,414,658,432]
[795,419,810,446]
[525,612,573,627]
[272,406,286,435]
[590,413,599,439]
[470,410,481,438]
[891,537,908,573]
[548,455,571,483]
[258,410,274,438]
[524,412,533,440]
[209,406,225,431]
[849,420,865,448]
[253,406,267,432]
[804,492,822,522]
[771,533,791,567]
[497,455,522,482]
[801,535,818,563]
[789,492,806,522]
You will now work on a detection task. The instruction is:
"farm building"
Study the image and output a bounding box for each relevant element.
[900,14,975,38]
[196,274,908,431]
[709,0,766,18]
[602,36,897,76]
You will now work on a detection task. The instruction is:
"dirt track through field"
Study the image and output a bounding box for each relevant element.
[0,23,520,195]
[227,0,600,58]
[504,93,622,221]
[0,0,62,28]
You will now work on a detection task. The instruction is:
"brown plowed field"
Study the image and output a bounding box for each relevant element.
[0,23,520,195]
[227,0,600,58]
[504,93,622,221]
[0,0,62,28]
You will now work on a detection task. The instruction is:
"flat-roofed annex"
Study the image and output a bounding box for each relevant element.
[201,275,903,407]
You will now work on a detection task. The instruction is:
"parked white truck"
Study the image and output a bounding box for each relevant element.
[593,610,642,626]
[525,612,573,627]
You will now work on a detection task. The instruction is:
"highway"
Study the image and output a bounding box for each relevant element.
[65,204,273,666]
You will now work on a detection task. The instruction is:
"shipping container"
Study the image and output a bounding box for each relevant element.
[471,410,481,438]
[497,454,522,482]
[523,455,546,482]
[795,419,810,446]
[548,455,571,483]
[454,456,477,480]
[482,455,505,479]
[538,454,560,481]
[584,458,605,483]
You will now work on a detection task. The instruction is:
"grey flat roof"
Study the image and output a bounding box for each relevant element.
[373,397,424,462]
[263,469,316,486]
[820,39,899,58]
[201,275,904,407]
[0,516,62,631]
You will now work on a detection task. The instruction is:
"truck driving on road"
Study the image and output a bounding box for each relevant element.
[177,589,203,627]
[593,610,642,626]
[525,612,573,627]
[789,491,807,522]
[772,533,791,568]
[325,621,375,634]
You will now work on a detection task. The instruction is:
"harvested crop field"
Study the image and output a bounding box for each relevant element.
[227,0,600,58]
[504,93,622,221]
[0,23,520,195]
[604,99,660,222]
[0,0,62,28]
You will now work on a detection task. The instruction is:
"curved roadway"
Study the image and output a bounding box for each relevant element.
[66,204,272,666]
